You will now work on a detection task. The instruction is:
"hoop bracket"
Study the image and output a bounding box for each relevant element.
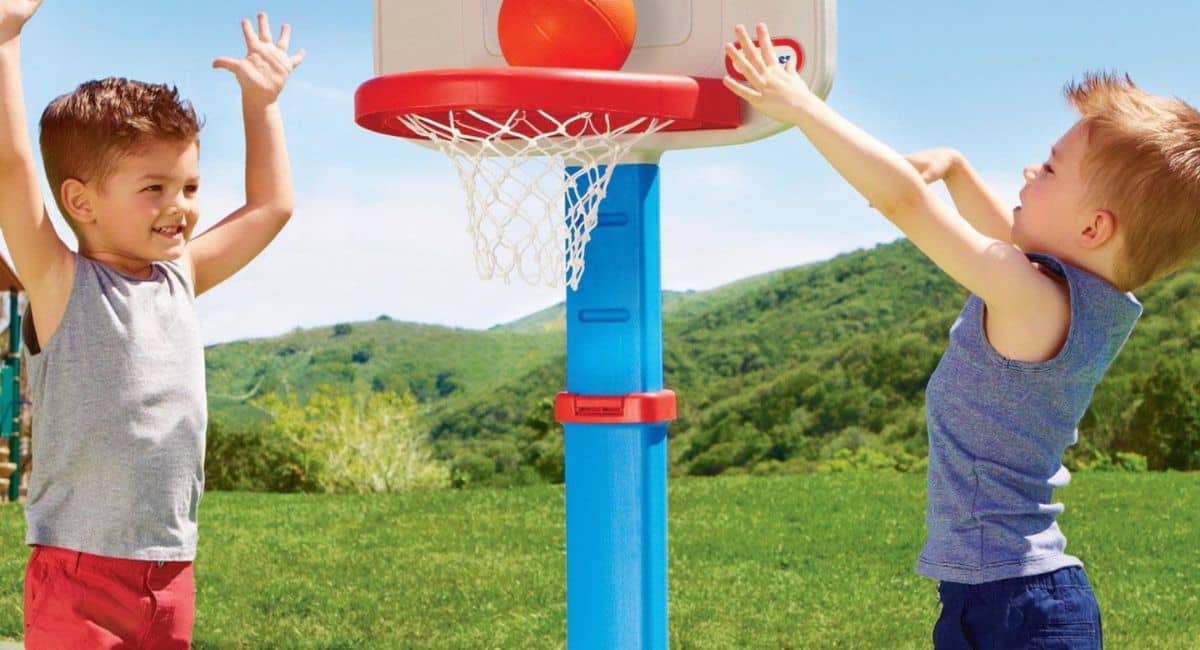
[555,390,677,424]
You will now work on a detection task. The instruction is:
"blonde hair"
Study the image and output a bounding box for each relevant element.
[1065,72,1200,290]
[39,78,203,225]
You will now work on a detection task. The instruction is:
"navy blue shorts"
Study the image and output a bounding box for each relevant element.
[934,566,1103,649]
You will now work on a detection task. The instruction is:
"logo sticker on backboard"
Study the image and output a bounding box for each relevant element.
[725,38,806,81]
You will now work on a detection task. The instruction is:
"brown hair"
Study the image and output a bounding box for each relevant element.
[1065,72,1200,290]
[39,77,203,221]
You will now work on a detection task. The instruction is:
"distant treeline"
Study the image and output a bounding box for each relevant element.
[204,240,1200,491]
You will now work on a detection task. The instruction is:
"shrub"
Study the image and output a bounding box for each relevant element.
[253,387,449,493]
[1078,451,1150,473]
[204,419,321,493]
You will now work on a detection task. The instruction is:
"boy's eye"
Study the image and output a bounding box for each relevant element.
[142,185,162,192]
[1042,163,1054,174]
[184,185,199,193]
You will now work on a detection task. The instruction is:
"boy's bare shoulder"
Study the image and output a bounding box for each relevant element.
[982,260,1071,364]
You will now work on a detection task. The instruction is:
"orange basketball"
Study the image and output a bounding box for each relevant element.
[498,0,637,70]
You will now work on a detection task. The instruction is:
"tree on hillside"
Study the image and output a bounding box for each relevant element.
[1119,355,1200,470]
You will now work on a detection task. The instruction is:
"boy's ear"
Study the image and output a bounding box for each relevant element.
[60,179,96,225]
[1078,208,1117,249]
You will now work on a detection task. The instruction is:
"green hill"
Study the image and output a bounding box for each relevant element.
[205,317,561,429]
[205,239,1200,487]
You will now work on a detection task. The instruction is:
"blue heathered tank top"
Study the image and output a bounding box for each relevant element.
[918,253,1141,584]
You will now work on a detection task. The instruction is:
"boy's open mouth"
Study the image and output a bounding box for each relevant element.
[153,225,184,238]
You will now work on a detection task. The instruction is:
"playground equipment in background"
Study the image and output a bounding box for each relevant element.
[0,256,24,503]
[356,1,836,647]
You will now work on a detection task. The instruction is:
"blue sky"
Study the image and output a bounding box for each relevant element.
[4,1,1198,344]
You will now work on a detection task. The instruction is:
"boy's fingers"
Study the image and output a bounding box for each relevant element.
[723,76,761,102]
[240,19,256,47]
[734,24,765,72]
[277,23,291,50]
[290,49,306,69]
[212,57,246,75]
[757,23,778,67]
[258,12,272,42]
[725,43,765,88]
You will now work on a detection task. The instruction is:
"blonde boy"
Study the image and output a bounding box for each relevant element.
[1,2,304,646]
[725,23,1199,648]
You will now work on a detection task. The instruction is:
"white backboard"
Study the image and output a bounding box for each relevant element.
[371,0,836,153]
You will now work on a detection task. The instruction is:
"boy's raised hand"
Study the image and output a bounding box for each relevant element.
[212,12,304,106]
[0,0,42,42]
[723,23,815,125]
[906,148,963,185]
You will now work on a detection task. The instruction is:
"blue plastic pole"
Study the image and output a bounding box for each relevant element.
[562,163,669,649]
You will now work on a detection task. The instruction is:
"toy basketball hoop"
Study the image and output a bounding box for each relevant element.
[356,3,835,648]
[356,69,739,289]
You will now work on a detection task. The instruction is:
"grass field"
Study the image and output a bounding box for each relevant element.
[0,472,1196,648]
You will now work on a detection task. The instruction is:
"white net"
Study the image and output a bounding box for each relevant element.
[399,110,671,290]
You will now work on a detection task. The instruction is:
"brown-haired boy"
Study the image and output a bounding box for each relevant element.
[725,22,1199,648]
[1,2,304,646]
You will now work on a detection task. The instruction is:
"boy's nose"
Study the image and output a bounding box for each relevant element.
[162,206,189,221]
[1022,165,1038,183]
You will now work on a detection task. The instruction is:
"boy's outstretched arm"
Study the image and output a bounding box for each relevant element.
[906,147,1015,244]
[724,24,1060,314]
[0,0,73,334]
[186,12,304,297]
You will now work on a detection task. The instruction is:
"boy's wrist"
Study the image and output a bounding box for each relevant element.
[944,150,968,182]
[794,87,823,118]
[782,88,825,128]
[241,96,281,113]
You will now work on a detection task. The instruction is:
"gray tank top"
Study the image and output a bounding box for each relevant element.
[918,253,1141,584]
[23,254,206,561]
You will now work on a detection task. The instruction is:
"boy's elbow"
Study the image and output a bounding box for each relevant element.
[875,187,932,226]
[272,205,293,224]
[874,196,918,225]
[257,201,292,223]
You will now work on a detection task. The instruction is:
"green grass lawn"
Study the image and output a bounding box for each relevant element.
[0,472,1196,648]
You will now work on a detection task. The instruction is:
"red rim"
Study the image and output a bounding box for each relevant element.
[355,68,742,139]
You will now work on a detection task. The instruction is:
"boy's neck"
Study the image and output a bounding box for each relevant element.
[1032,247,1125,292]
[78,245,155,280]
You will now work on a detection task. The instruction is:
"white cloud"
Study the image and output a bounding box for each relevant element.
[657,159,903,289]
[194,164,1033,344]
[12,158,1002,346]
[193,161,892,344]
[193,170,566,344]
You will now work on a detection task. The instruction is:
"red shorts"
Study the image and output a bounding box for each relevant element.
[23,545,195,649]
